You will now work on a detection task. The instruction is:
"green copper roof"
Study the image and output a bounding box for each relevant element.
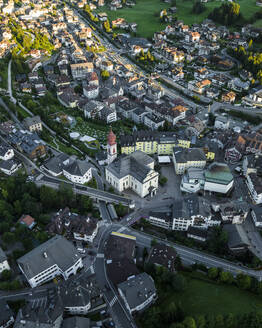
[205,162,233,184]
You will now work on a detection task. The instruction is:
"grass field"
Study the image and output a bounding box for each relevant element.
[0,59,8,89]
[237,0,262,21]
[175,0,261,25]
[97,0,171,38]
[175,0,221,25]
[96,0,262,38]
[253,19,262,28]
[164,273,262,316]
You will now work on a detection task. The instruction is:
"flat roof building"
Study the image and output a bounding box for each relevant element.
[17,235,83,288]
[117,273,156,314]
[147,244,177,272]
[204,162,234,194]
[105,232,136,261]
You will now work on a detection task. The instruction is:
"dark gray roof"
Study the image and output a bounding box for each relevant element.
[149,206,173,223]
[219,201,249,216]
[96,150,107,161]
[187,226,208,239]
[9,130,45,154]
[147,244,177,271]
[100,87,118,100]
[48,208,98,240]
[0,246,7,263]
[105,233,136,261]
[107,151,154,182]
[223,224,250,250]
[84,100,102,112]
[117,273,156,310]
[133,108,148,116]
[61,278,91,309]
[0,300,13,327]
[17,235,81,280]
[173,195,200,219]
[249,173,262,194]
[252,206,262,222]
[173,147,206,163]
[107,259,139,285]
[14,288,63,328]
[120,131,178,147]
[100,106,115,120]
[0,142,12,157]
[44,153,71,175]
[127,37,152,48]
[62,317,90,328]
[0,159,18,170]
[63,159,91,177]
[23,116,41,128]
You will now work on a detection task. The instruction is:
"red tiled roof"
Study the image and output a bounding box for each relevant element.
[19,214,35,227]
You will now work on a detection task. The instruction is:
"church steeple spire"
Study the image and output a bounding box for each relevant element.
[107,128,117,164]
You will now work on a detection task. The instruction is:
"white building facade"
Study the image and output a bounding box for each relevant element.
[17,236,83,288]
[0,247,10,274]
[63,167,92,184]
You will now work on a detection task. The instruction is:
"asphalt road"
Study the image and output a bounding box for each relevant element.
[35,174,132,206]
[117,226,262,281]
[94,221,136,328]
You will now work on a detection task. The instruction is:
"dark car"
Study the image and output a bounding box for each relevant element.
[103,320,115,328]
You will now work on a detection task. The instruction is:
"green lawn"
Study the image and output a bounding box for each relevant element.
[165,273,262,316]
[237,0,262,21]
[175,0,261,25]
[96,0,262,38]
[96,0,171,38]
[0,59,8,89]
[175,0,221,25]
[253,19,262,28]
[17,105,30,119]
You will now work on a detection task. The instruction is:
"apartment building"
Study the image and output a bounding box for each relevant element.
[246,173,262,204]
[120,131,190,156]
[172,147,206,174]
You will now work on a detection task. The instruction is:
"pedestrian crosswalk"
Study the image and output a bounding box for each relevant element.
[109,295,117,307]
[97,253,104,258]
[117,226,126,233]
